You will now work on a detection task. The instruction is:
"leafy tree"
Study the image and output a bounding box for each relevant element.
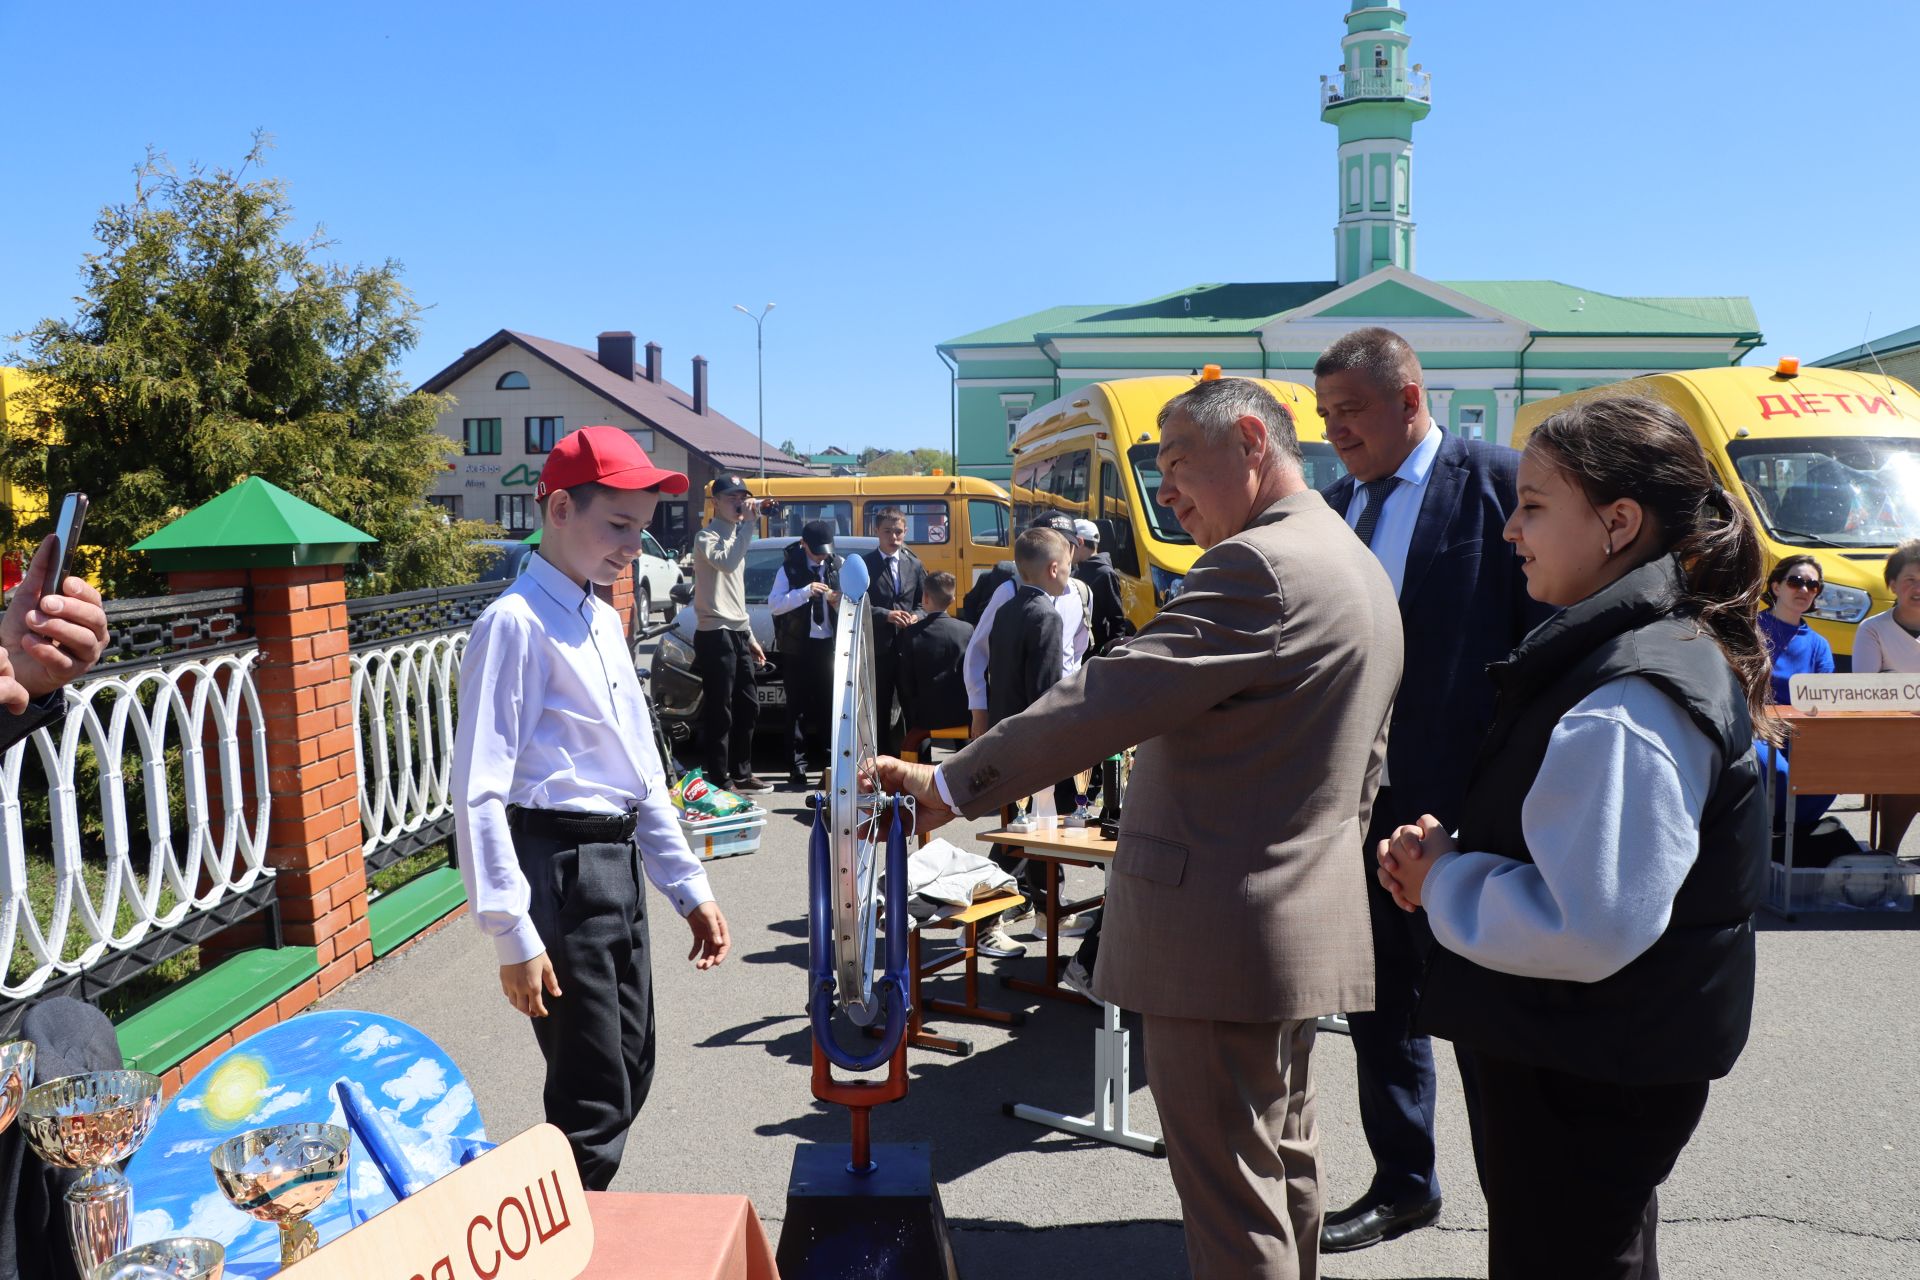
[3,135,485,597]
[863,447,953,476]
[776,438,801,458]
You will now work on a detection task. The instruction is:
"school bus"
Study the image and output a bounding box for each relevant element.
[708,474,1014,591]
[1514,360,1920,661]
[1008,373,1342,631]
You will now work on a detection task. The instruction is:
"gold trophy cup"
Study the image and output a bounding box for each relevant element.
[209,1122,350,1267]
[20,1070,164,1276]
[0,1040,34,1135]
[89,1236,225,1280]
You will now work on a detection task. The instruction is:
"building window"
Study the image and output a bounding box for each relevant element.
[426,494,460,520]
[1000,393,1035,447]
[464,418,502,455]
[633,428,656,452]
[525,416,564,453]
[1459,407,1487,441]
[496,494,535,533]
[495,370,531,390]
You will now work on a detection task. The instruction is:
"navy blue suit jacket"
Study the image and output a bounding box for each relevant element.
[1322,430,1548,832]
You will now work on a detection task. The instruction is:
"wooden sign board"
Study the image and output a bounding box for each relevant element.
[279,1124,595,1280]
[1790,673,1920,713]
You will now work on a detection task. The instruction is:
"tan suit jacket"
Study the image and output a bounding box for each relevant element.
[943,489,1403,1022]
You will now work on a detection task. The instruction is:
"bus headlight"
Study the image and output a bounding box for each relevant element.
[1807,584,1872,624]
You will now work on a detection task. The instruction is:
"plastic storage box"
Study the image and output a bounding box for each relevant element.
[679,806,768,861]
[1768,855,1919,915]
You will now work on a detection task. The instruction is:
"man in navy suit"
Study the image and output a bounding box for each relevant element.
[1314,327,1545,1253]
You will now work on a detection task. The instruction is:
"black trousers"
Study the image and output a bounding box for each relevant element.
[872,647,904,758]
[1461,1049,1709,1280]
[1345,786,1442,1207]
[785,636,835,774]
[692,627,758,784]
[517,824,656,1192]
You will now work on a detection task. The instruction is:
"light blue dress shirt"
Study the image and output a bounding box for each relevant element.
[1341,424,1446,599]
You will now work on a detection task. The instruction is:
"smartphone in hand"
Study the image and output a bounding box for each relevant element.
[48,492,90,598]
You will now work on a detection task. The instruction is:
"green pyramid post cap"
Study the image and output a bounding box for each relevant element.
[132,476,376,571]
[523,529,542,545]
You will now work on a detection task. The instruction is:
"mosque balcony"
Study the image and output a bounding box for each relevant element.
[1321,67,1432,108]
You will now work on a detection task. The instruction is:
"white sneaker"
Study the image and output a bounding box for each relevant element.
[1059,911,1098,938]
[1062,956,1098,1002]
[976,926,1027,959]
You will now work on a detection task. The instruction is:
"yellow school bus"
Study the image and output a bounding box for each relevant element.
[709,474,1013,592]
[1009,374,1341,631]
[1514,361,1920,661]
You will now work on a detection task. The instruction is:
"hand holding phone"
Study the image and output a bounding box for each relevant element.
[0,495,110,702]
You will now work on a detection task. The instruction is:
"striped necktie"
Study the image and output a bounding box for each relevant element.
[1353,476,1400,549]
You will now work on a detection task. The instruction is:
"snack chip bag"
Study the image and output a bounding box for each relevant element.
[671,768,751,822]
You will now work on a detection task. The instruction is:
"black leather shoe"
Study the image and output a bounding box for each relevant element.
[1320,1196,1442,1253]
[786,767,810,789]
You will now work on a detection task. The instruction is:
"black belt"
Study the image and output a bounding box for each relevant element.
[507,806,638,842]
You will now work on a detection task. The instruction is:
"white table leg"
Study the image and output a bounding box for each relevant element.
[1003,1001,1166,1157]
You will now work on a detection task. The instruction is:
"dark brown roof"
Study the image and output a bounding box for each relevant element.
[419,328,810,475]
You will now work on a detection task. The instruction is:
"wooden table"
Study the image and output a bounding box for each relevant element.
[976,824,1164,1156]
[578,1192,779,1280]
[1767,707,1920,916]
[978,824,1116,1006]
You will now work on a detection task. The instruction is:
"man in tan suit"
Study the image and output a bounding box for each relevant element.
[868,377,1403,1279]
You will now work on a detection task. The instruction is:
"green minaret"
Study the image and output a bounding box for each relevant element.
[1320,1,1432,284]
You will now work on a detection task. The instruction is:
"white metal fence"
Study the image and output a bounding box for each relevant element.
[0,646,273,1003]
[350,632,467,868]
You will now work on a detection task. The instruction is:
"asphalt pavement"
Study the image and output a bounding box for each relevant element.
[323,734,1920,1279]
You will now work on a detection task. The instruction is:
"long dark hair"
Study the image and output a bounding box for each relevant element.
[1763,553,1821,607]
[1528,393,1779,742]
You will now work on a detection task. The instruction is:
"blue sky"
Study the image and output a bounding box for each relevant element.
[4,0,1915,455]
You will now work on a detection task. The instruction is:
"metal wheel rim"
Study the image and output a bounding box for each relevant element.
[828,581,885,1026]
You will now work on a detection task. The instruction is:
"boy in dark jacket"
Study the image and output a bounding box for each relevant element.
[896,571,973,749]
[976,528,1074,957]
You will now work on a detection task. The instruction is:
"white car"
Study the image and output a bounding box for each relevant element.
[633,529,684,621]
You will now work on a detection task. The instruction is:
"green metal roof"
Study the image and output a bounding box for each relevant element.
[133,476,375,570]
[1620,295,1759,332]
[1442,281,1758,336]
[1814,321,1920,367]
[945,278,1759,350]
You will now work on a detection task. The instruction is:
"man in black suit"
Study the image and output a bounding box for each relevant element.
[895,571,972,751]
[1314,327,1546,1254]
[769,522,843,789]
[862,506,925,757]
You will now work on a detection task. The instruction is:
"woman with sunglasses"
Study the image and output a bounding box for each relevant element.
[1757,555,1835,829]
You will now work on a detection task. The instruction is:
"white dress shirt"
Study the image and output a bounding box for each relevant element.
[453,553,713,966]
[1342,423,1445,598]
[962,577,1087,712]
[769,561,836,639]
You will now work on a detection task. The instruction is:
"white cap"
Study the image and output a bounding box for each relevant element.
[1073,518,1101,544]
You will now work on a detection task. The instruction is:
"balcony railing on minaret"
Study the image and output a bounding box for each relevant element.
[1321,66,1432,108]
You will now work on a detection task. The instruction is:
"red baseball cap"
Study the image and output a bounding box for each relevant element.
[536,426,689,498]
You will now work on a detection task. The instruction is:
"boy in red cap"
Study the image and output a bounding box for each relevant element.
[453,425,732,1189]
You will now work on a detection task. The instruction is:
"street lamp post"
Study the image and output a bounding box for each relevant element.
[732,302,776,477]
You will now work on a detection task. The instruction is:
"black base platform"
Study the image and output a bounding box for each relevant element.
[775,1142,960,1280]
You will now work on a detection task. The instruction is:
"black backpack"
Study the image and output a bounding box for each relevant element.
[960,564,1014,626]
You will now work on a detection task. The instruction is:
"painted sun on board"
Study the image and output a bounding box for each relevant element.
[201,1054,270,1128]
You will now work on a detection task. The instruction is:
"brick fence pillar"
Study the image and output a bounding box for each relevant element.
[251,564,369,994]
[136,477,377,999]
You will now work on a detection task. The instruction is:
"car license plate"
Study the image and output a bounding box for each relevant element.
[756,685,786,707]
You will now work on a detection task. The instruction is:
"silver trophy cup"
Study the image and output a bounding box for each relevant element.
[20,1070,164,1275]
[0,1040,34,1136]
[209,1122,350,1267]
[90,1236,225,1280]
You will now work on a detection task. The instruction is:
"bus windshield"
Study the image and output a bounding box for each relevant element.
[1129,441,1347,544]
[1728,436,1920,548]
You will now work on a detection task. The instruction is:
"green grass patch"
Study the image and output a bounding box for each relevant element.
[12,851,201,1021]
[368,842,450,898]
